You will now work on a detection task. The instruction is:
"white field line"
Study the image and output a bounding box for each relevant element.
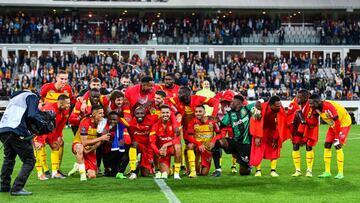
[154,179,181,203]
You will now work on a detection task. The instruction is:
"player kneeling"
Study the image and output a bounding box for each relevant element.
[187,105,221,177]
[150,105,182,180]
[70,105,110,181]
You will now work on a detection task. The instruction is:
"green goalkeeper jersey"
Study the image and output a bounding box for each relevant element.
[220,103,255,144]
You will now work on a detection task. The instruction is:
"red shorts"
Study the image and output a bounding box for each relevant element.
[292,134,317,147]
[326,126,351,144]
[137,143,154,171]
[158,147,175,168]
[84,151,97,171]
[196,148,212,169]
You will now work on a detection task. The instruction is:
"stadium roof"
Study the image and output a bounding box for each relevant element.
[2,0,360,10]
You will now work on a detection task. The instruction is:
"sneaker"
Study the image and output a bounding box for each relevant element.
[188,171,197,178]
[68,163,79,176]
[80,173,87,181]
[254,170,262,177]
[231,166,237,174]
[334,173,344,179]
[10,189,32,196]
[52,173,66,179]
[291,170,302,177]
[57,170,66,177]
[212,170,222,177]
[116,172,127,179]
[318,172,331,178]
[155,171,162,179]
[44,170,51,179]
[174,173,181,180]
[128,172,137,180]
[270,170,279,177]
[161,172,168,179]
[38,174,49,181]
[306,170,313,177]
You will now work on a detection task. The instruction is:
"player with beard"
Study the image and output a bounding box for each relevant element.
[70,105,110,181]
[108,90,132,122]
[33,94,71,180]
[166,86,219,173]
[309,94,352,179]
[150,105,182,180]
[159,73,180,98]
[69,88,102,135]
[120,106,158,179]
[187,105,221,177]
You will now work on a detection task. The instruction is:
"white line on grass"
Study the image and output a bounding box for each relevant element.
[154,179,181,203]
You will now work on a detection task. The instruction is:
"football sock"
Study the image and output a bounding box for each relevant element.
[79,163,86,174]
[58,145,64,169]
[336,148,344,174]
[292,150,301,171]
[174,162,181,174]
[187,149,196,172]
[306,150,314,171]
[34,149,43,175]
[324,148,332,173]
[40,147,49,172]
[270,160,277,171]
[232,157,237,168]
[129,147,137,171]
[51,150,60,175]
[181,144,186,167]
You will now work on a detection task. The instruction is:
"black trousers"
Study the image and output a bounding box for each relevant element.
[0,133,36,192]
[103,145,129,176]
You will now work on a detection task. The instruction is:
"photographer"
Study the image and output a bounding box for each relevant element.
[0,90,55,196]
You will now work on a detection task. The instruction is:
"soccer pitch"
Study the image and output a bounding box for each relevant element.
[1,125,360,203]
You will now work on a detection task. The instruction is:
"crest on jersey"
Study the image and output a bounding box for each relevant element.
[81,126,87,134]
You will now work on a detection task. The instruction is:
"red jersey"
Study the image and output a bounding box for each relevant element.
[69,97,109,127]
[166,95,219,124]
[187,117,221,147]
[120,115,158,144]
[41,102,69,137]
[159,84,180,98]
[287,99,319,140]
[149,119,180,154]
[317,100,352,139]
[40,82,75,104]
[73,117,98,145]
[124,84,159,109]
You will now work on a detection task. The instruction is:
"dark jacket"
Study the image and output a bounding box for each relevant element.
[0,91,47,139]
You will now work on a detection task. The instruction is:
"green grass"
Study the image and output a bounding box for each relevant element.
[1,125,360,203]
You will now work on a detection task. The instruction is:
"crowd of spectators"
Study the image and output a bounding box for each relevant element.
[0,12,281,45]
[319,19,360,45]
[0,51,359,101]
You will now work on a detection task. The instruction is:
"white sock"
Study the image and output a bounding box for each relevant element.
[79,163,86,174]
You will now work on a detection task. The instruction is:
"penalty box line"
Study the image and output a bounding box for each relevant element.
[154,179,181,203]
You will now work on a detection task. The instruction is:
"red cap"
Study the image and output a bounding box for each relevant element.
[221,91,235,102]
